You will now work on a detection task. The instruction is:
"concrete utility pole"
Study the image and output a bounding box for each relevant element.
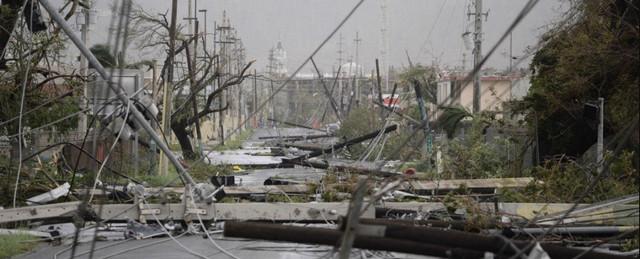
[78,1,92,133]
[469,0,487,113]
[380,0,389,92]
[215,14,234,145]
[597,97,604,173]
[353,32,361,106]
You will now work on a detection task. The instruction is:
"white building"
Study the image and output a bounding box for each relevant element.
[273,41,288,77]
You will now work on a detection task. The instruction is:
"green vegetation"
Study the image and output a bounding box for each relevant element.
[442,115,516,179]
[0,234,37,258]
[0,158,67,207]
[513,0,639,158]
[265,193,307,203]
[499,0,639,203]
[138,167,181,187]
[503,151,638,203]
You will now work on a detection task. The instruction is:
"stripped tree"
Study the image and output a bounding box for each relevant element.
[128,5,253,159]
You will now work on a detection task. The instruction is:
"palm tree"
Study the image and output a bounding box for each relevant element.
[89,44,117,68]
[438,105,473,138]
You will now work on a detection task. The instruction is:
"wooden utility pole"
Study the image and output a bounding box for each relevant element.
[353,32,362,107]
[79,1,91,134]
[215,14,234,145]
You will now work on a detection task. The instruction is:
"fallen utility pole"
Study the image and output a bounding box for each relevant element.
[267,118,325,132]
[310,57,342,122]
[355,220,631,259]
[300,159,397,177]
[37,0,196,186]
[258,134,333,140]
[359,218,495,232]
[224,221,487,258]
[493,226,639,237]
[284,124,398,164]
[0,202,374,223]
[275,142,326,152]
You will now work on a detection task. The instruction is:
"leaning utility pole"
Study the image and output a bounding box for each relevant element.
[469,0,487,114]
[38,0,195,185]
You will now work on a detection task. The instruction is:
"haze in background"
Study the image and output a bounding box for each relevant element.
[60,0,568,74]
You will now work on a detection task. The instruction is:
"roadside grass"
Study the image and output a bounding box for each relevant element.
[137,166,181,186]
[0,234,37,258]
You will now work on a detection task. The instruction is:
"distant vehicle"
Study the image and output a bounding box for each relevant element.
[382,94,400,108]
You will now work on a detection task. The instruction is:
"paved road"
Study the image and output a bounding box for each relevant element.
[19,234,428,259]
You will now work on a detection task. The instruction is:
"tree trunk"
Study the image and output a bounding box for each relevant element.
[171,122,196,160]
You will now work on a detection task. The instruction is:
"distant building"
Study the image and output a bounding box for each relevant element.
[339,61,363,78]
[272,41,288,77]
[432,71,531,119]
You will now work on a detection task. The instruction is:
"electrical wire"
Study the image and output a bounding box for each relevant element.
[97,233,188,259]
[363,0,544,180]
[509,115,639,259]
[182,0,367,171]
[141,197,211,259]
[13,0,36,208]
[88,101,131,203]
[136,0,369,189]
[188,188,242,259]
[0,0,30,61]
[0,90,73,128]
[5,108,92,138]
[417,0,447,60]
[69,0,135,256]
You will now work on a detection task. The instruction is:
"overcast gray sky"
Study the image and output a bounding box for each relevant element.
[64,0,569,74]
